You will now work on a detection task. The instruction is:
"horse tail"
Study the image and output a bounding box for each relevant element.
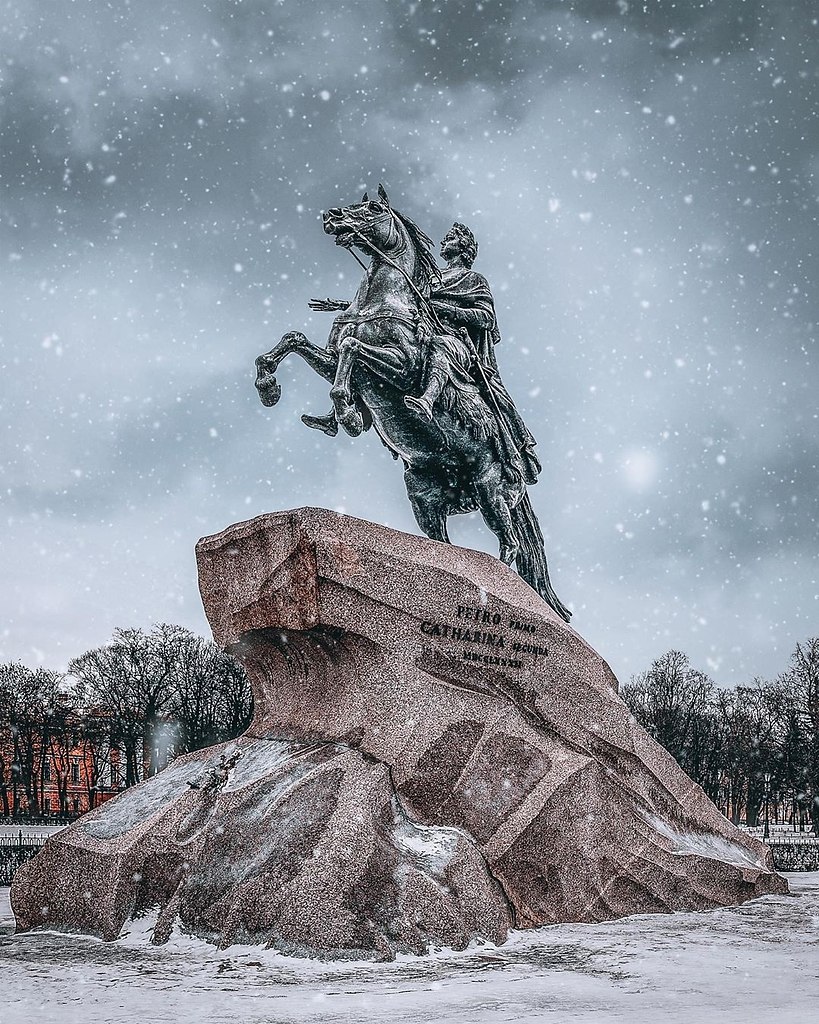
[511,492,572,622]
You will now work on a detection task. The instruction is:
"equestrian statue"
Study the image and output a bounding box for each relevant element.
[254,185,571,622]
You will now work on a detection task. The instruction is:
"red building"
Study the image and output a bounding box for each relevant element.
[0,706,125,819]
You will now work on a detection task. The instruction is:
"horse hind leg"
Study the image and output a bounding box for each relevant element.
[405,467,451,544]
[329,336,365,436]
[474,461,520,565]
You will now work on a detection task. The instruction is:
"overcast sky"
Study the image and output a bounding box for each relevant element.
[1,0,817,685]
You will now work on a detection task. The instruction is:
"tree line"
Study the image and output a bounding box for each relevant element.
[0,624,253,816]
[3,625,817,832]
[621,640,819,834]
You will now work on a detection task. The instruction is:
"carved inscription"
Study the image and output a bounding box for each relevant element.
[418,603,548,675]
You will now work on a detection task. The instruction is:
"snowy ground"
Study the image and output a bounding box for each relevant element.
[2,875,817,1024]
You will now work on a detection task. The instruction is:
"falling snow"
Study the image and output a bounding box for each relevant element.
[0,2,817,690]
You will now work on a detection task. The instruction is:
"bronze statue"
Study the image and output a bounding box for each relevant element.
[255,186,571,621]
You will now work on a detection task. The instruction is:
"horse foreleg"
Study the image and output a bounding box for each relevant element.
[255,332,338,407]
[257,331,337,381]
[288,334,338,383]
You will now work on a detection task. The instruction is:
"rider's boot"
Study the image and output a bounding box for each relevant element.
[404,369,446,422]
[301,409,339,436]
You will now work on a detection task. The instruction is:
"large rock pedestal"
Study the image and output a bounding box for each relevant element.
[12,508,786,958]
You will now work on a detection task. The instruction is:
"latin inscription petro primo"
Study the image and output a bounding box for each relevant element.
[419,603,549,673]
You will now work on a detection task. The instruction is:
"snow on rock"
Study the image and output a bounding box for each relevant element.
[393,812,463,873]
[12,734,509,958]
[79,756,208,840]
[641,811,767,870]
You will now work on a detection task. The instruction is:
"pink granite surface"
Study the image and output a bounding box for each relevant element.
[11,508,786,958]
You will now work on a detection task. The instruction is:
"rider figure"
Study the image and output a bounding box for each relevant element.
[405,223,542,486]
[404,223,485,421]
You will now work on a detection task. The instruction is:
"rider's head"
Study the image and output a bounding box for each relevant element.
[443,223,478,268]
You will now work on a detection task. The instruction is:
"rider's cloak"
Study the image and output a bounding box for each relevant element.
[430,266,542,487]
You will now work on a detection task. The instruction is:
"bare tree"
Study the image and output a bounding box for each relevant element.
[623,650,810,829]
[733,682,786,827]
[44,692,84,817]
[165,632,252,753]
[622,650,716,781]
[69,625,184,784]
[212,648,254,741]
[76,711,116,808]
[0,664,68,814]
[713,687,746,823]
[0,664,66,814]
[780,638,819,834]
[778,692,808,829]
[69,625,253,783]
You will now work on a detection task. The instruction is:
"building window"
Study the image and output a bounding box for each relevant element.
[110,765,119,788]
[43,798,51,812]
[43,762,51,782]
[71,760,80,784]
[72,798,79,814]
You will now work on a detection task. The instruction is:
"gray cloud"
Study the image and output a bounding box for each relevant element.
[2,0,817,685]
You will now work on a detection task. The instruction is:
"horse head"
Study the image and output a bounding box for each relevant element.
[322,188,400,258]
[323,187,441,300]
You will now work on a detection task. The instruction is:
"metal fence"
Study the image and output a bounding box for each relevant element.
[765,837,819,872]
[0,814,75,826]
[739,825,819,869]
[0,834,49,886]
[0,833,51,847]
[764,835,819,846]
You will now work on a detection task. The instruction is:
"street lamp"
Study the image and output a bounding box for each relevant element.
[763,771,771,841]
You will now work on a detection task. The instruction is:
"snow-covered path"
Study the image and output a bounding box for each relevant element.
[2,874,817,1024]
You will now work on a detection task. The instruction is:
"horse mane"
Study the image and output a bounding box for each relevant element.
[392,208,441,295]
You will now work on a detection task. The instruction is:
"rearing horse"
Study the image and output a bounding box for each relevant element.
[254,189,571,622]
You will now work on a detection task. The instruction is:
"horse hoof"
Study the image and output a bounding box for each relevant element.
[255,372,281,407]
[338,408,364,437]
[301,412,339,437]
[499,544,520,566]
